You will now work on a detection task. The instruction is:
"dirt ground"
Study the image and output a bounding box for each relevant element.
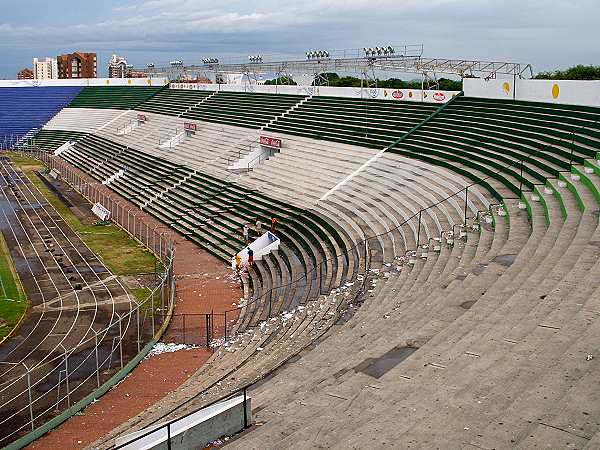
[27,348,212,450]
[26,163,242,450]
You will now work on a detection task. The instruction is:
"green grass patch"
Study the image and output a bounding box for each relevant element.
[8,153,157,276]
[130,287,153,304]
[0,233,28,341]
[130,287,162,311]
[7,153,44,169]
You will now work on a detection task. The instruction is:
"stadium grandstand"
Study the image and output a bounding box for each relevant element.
[0,47,599,450]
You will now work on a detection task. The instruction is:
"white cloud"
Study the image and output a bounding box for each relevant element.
[0,0,599,75]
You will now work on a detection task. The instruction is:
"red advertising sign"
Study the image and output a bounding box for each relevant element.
[391,90,404,99]
[137,114,147,122]
[259,136,282,149]
[184,122,197,132]
[433,92,447,102]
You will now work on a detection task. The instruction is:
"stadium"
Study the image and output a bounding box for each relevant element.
[1,7,600,449]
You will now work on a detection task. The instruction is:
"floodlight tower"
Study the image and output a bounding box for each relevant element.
[201,57,221,84]
[305,49,331,87]
[244,54,265,88]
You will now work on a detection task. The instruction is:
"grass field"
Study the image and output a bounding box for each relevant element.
[8,153,157,276]
[0,233,28,341]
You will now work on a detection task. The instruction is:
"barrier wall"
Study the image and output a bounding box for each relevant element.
[170,82,459,104]
[462,78,515,100]
[0,78,169,88]
[464,78,600,107]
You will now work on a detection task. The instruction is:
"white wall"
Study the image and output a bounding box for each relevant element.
[516,79,600,106]
[0,78,169,88]
[464,78,600,107]
[462,78,515,100]
[169,82,460,104]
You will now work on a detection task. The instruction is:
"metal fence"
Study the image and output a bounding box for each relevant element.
[37,151,175,259]
[31,150,493,351]
[0,151,177,446]
[8,147,496,449]
[0,133,28,151]
[29,149,493,353]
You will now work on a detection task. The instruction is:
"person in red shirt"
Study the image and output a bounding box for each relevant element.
[271,217,278,234]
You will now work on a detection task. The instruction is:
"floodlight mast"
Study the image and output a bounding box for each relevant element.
[133,44,533,82]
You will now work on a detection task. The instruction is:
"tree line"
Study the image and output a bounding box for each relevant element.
[534,65,600,80]
[264,73,462,90]
[263,65,600,88]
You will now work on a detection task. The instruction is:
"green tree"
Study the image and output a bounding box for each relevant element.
[331,76,363,87]
[309,73,462,90]
[406,80,422,89]
[313,73,340,86]
[264,76,297,85]
[438,78,463,90]
[534,65,600,80]
[378,78,407,89]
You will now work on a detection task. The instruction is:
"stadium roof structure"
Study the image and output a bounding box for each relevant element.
[132,44,534,84]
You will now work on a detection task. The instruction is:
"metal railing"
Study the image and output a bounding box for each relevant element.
[8,139,533,449]
[100,172,503,450]
[0,152,177,447]
[157,127,184,150]
[27,106,596,355]
[0,132,37,151]
[113,385,251,450]
[7,100,598,449]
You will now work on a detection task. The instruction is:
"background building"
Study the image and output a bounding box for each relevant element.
[17,68,34,79]
[33,57,58,79]
[108,54,128,78]
[57,52,97,78]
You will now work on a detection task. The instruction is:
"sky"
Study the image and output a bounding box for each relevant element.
[0,0,599,79]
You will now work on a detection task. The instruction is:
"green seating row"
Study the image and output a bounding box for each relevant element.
[266,96,439,149]
[68,86,164,110]
[181,91,304,128]
[388,96,600,201]
[138,89,213,116]
[31,129,87,151]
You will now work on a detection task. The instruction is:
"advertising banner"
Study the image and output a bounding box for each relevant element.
[0,78,168,88]
[259,136,282,149]
[91,202,111,221]
[464,78,600,107]
[183,122,197,132]
[463,78,515,100]
[170,83,458,103]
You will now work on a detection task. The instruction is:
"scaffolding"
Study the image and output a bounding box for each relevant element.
[132,45,533,85]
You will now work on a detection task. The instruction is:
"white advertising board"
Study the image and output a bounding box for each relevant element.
[91,202,111,221]
[170,83,459,104]
[515,79,600,106]
[463,78,515,100]
[0,78,168,88]
[464,78,600,107]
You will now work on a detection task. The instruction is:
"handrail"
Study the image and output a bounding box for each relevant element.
[212,103,600,325]
[113,384,251,449]
[112,247,377,450]
[105,99,600,450]
[245,148,274,171]
[11,102,599,449]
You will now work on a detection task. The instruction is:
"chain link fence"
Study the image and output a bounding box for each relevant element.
[0,151,176,446]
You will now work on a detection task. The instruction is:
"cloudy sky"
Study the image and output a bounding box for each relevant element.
[0,0,598,79]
